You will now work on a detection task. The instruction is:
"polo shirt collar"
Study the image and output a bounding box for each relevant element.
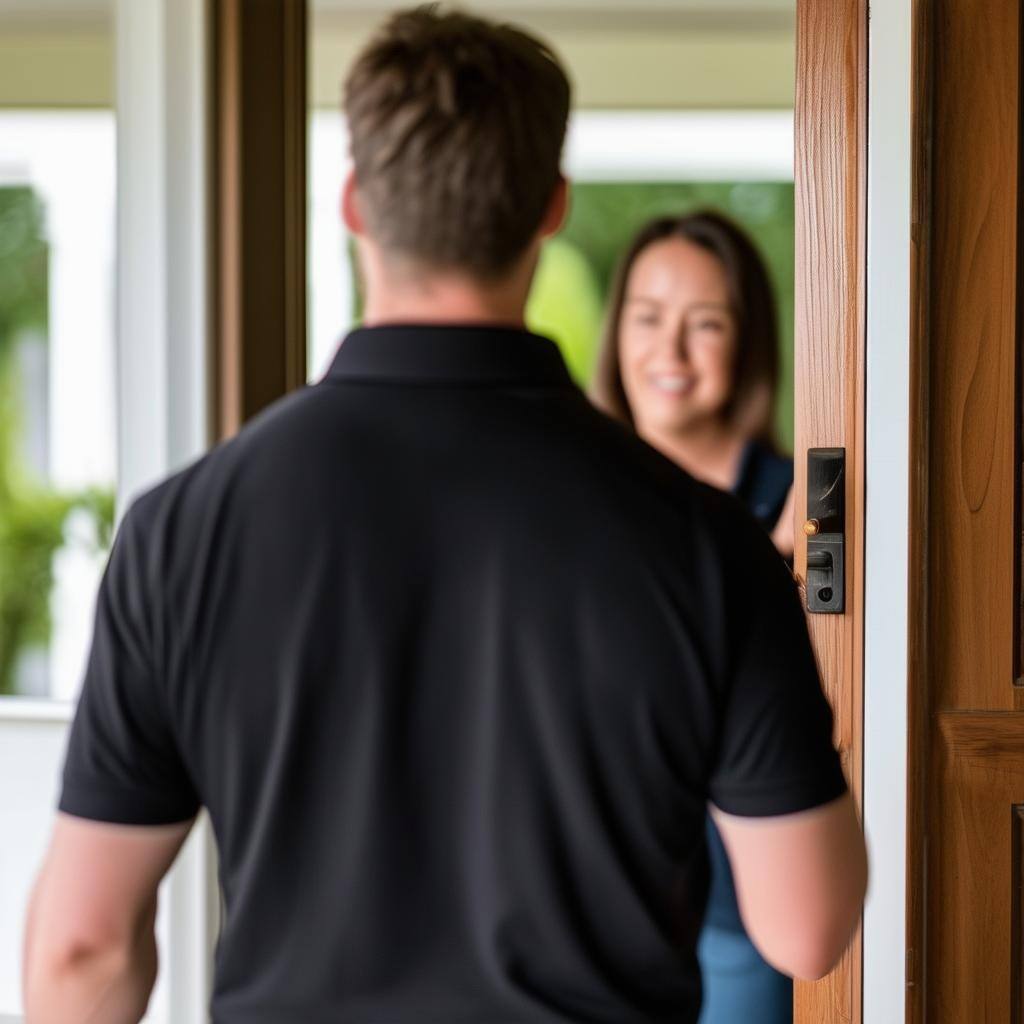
[325,323,575,387]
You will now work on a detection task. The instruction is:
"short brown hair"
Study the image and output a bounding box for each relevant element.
[343,4,571,279]
[592,211,781,448]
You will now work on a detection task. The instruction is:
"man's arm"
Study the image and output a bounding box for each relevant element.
[23,812,194,1024]
[711,791,867,980]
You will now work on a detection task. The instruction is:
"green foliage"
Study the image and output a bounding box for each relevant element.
[0,188,49,354]
[526,238,604,385]
[0,486,114,696]
[0,187,115,696]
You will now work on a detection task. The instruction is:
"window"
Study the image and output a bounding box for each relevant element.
[0,11,117,704]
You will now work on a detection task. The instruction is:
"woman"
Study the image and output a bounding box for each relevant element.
[592,211,795,1023]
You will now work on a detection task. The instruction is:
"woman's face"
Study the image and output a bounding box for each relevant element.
[618,237,738,438]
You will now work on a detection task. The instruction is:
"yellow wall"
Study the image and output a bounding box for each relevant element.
[312,26,794,111]
[0,29,112,108]
[0,12,793,112]
[312,8,793,111]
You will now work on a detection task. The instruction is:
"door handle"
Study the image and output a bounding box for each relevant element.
[804,447,845,613]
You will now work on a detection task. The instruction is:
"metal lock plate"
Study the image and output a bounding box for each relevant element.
[805,448,845,614]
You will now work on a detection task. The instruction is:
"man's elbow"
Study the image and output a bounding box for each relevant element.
[762,871,868,981]
[24,898,156,1021]
[779,922,857,981]
[25,930,134,1004]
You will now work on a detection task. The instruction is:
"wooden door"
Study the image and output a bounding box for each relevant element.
[793,1,866,1022]
[907,0,1024,1019]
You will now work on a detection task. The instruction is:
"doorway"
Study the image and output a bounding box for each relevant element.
[304,4,864,1024]
[0,1,877,1021]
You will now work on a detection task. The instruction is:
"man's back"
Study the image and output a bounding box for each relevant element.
[60,326,845,1022]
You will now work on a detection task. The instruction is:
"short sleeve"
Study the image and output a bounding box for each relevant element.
[709,522,847,818]
[59,500,200,825]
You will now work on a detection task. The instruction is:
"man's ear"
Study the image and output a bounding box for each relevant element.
[539,175,569,238]
[341,169,364,235]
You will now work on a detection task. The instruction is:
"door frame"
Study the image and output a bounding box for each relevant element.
[216,2,888,1022]
[794,3,921,1021]
[792,1,867,1020]
[211,0,308,439]
[862,0,916,1021]
[115,0,216,1019]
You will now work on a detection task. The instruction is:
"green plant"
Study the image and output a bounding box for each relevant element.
[0,186,115,696]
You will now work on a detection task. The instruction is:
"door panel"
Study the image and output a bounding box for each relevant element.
[912,0,1024,1019]
[928,0,1019,715]
[931,714,1024,1018]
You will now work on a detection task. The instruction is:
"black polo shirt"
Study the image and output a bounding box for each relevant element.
[60,324,846,1024]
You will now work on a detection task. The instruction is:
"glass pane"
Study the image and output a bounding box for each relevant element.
[0,2,116,702]
[307,7,795,448]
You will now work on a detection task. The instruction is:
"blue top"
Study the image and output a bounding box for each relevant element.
[704,440,795,933]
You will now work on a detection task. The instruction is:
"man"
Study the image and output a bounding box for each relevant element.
[23,6,867,1022]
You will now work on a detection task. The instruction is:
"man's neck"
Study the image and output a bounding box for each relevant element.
[362,292,527,329]
[358,244,534,329]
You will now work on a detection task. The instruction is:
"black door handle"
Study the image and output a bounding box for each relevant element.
[804,448,845,613]
[806,550,832,570]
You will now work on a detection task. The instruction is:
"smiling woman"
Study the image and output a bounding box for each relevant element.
[591,209,798,1024]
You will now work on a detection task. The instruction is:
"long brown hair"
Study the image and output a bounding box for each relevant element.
[591,210,781,449]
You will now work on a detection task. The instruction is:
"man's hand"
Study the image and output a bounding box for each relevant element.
[23,813,194,1024]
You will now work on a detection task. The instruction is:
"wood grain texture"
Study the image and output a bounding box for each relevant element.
[928,0,1019,713]
[906,0,934,1016]
[928,714,1024,1020]
[793,1,866,1021]
[1014,805,1024,1021]
[212,0,308,442]
[910,1,1024,1019]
